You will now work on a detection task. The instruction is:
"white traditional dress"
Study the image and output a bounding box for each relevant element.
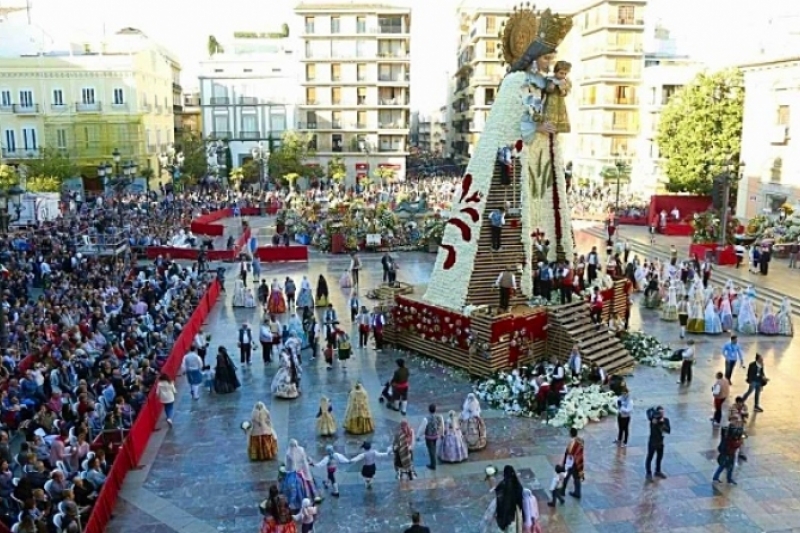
[737,294,758,335]
[777,298,794,336]
[460,393,487,451]
[232,280,246,307]
[704,300,723,334]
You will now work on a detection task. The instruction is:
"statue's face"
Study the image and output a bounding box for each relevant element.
[535,53,556,73]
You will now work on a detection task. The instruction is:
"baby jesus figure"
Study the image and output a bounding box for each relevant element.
[542,60,572,134]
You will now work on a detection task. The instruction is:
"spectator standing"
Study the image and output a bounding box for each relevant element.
[722,335,744,383]
[710,372,730,426]
[561,427,584,499]
[156,374,177,427]
[742,353,767,412]
[614,388,632,447]
[677,339,695,385]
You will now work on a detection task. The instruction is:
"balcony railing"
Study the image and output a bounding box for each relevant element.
[298,122,318,129]
[110,102,129,110]
[379,122,408,129]
[357,97,367,105]
[154,106,163,114]
[378,146,405,152]
[377,51,408,58]
[584,69,642,79]
[305,100,318,105]
[210,131,231,139]
[76,102,102,112]
[378,74,409,82]
[332,122,342,129]
[173,82,182,92]
[141,103,152,111]
[378,98,408,105]
[357,123,368,129]
[13,104,40,114]
[0,104,11,112]
[238,131,261,139]
[239,96,259,105]
[378,25,404,34]
[210,97,230,105]
[50,103,67,111]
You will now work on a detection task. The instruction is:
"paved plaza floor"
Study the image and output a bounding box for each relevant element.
[109,227,800,533]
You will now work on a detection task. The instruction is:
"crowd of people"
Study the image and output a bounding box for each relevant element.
[0,193,218,532]
[568,187,650,222]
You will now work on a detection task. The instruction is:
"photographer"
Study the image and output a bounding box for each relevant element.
[645,406,671,481]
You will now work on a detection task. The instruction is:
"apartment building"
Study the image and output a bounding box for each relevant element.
[571,0,647,184]
[631,53,703,192]
[295,2,411,184]
[0,24,179,174]
[450,3,508,165]
[736,56,800,219]
[198,33,299,166]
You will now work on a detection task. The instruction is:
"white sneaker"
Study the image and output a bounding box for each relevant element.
[167,418,173,427]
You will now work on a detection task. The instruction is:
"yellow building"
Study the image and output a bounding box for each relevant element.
[0,27,180,176]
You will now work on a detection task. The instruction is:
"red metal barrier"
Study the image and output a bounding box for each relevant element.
[190,207,263,236]
[83,279,221,533]
[255,245,309,263]
[145,228,252,262]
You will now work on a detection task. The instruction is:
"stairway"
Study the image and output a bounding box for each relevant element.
[545,300,635,376]
[465,159,528,308]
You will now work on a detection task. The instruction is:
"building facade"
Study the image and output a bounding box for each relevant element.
[450,4,508,166]
[198,35,299,167]
[570,0,647,184]
[176,90,202,140]
[736,57,800,219]
[0,26,178,176]
[631,55,703,192]
[295,2,411,184]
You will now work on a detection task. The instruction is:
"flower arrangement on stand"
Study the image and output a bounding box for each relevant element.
[691,209,740,245]
[474,367,539,417]
[620,331,681,369]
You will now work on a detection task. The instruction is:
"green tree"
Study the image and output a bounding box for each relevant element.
[268,131,317,185]
[207,35,224,57]
[373,166,395,188]
[25,176,61,193]
[177,133,209,183]
[281,23,290,37]
[229,167,243,191]
[656,68,744,195]
[241,160,260,185]
[327,156,347,184]
[0,164,19,189]
[224,146,233,178]
[22,148,78,187]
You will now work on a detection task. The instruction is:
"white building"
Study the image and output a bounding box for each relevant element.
[198,34,299,166]
[631,54,703,192]
[736,56,800,219]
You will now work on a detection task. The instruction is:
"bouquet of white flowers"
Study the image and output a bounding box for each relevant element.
[620,331,681,369]
[548,385,618,430]
[474,367,541,417]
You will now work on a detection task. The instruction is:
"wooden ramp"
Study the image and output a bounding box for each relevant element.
[545,300,635,376]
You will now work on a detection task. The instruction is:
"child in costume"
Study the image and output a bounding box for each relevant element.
[349,441,390,489]
[316,397,337,437]
[313,445,349,498]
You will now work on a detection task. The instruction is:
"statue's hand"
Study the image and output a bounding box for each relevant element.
[537,123,556,134]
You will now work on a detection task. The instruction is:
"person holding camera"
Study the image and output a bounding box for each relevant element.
[645,406,671,481]
[742,353,767,412]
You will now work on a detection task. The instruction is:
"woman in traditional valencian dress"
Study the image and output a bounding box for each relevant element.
[686,293,705,334]
[316,396,337,437]
[660,280,679,321]
[704,300,723,335]
[296,285,313,311]
[268,278,287,314]
[248,402,278,462]
[776,297,793,336]
[287,312,306,347]
[279,440,317,513]
[315,275,329,307]
[438,410,469,463]
[758,300,779,335]
[232,279,246,307]
[719,294,734,332]
[259,485,297,533]
[271,350,301,399]
[244,288,256,308]
[737,291,758,335]
[343,383,374,435]
[461,393,488,451]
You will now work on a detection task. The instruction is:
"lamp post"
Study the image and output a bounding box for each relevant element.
[251,142,270,191]
[112,148,121,179]
[97,162,107,191]
[359,139,371,192]
[612,153,627,230]
[160,148,185,192]
[0,184,23,353]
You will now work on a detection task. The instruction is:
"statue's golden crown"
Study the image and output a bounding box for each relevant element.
[537,8,573,49]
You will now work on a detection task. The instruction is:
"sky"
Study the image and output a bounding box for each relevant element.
[11,0,798,112]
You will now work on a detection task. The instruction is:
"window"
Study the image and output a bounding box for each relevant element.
[241,114,258,134]
[308,134,318,150]
[19,90,33,107]
[113,88,125,105]
[357,16,366,34]
[357,110,367,128]
[357,64,367,81]
[305,17,315,34]
[615,85,632,104]
[330,16,340,34]
[0,90,11,107]
[306,64,316,81]
[305,41,313,58]
[485,88,496,105]
[270,107,287,132]
[156,129,162,147]
[3,130,15,152]
[332,133,343,152]
[22,128,37,151]
[331,64,341,82]
[56,128,67,149]
[485,16,496,33]
[213,116,228,134]
[777,105,790,126]
[81,126,90,149]
[332,111,342,129]
[357,87,367,105]
[356,40,366,58]
[661,85,681,105]
[306,110,317,128]
[616,58,633,75]
[617,6,635,24]
[81,88,95,104]
[306,87,317,105]
[332,87,342,105]
[164,96,168,110]
[146,129,152,151]
[52,89,64,106]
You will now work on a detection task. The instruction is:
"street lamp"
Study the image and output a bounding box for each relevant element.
[0,183,23,353]
[612,153,627,230]
[97,162,107,190]
[112,148,121,178]
[251,142,270,191]
[359,139,371,192]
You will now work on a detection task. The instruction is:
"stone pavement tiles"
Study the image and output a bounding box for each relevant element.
[109,239,800,533]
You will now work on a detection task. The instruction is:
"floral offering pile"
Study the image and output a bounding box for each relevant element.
[546,385,618,430]
[620,331,681,369]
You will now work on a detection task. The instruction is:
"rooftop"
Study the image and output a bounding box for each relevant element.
[295,1,410,13]
[739,55,800,69]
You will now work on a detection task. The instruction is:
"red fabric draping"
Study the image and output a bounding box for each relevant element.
[393,296,472,349]
[617,216,648,226]
[660,223,694,236]
[84,279,221,533]
[191,208,264,235]
[255,246,309,263]
[490,311,547,343]
[648,195,712,220]
[689,243,737,266]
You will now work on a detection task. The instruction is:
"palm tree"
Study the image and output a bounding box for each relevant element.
[207,35,224,57]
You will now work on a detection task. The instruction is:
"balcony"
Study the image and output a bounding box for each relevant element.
[75,102,102,113]
[154,106,163,114]
[378,145,405,153]
[13,104,40,114]
[378,98,408,106]
[210,97,230,105]
[378,25,405,35]
[377,51,409,59]
[110,102,129,111]
[331,121,343,129]
[379,122,408,129]
[583,69,642,80]
[304,100,319,105]
[141,103,152,112]
[50,103,67,112]
[0,104,11,113]
[239,96,259,105]
[298,122,318,129]
[357,97,367,106]
[378,74,409,83]
[210,131,231,139]
[173,82,182,92]
[238,131,262,140]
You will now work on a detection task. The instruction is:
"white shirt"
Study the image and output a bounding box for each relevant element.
[193,333,207,349]
[494,272,517,289]
[300,277,312,291]
[182,351,203,372]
